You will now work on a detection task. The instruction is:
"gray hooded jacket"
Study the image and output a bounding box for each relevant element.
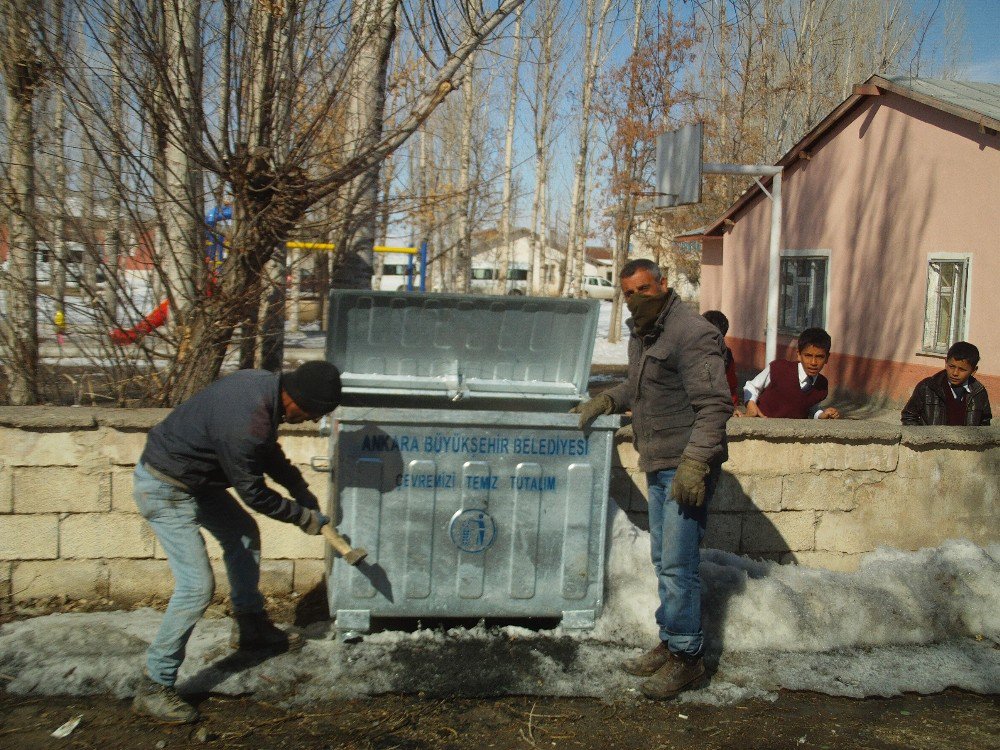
[603,292,733,472]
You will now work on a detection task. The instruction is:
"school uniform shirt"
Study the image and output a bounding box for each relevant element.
[743,361,828,419]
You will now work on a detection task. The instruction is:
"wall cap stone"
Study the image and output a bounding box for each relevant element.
[0,407,97,429]
[725,419,901,443]
[900,425,1000,448]
[0,406,329,437]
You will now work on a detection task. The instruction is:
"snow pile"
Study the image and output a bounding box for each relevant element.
[1,518,997,705]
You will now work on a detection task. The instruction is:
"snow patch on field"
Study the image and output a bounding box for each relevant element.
[2,531,997,706]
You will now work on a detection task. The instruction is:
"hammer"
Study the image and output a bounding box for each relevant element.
[321,525,368,565]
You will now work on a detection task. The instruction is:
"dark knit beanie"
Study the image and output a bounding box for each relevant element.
[282,361,342,416]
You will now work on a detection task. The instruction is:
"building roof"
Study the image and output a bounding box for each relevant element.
[702,75,1000,237]
[879,77,1000,125]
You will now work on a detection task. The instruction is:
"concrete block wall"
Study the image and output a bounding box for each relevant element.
[0,407,997,606]
[612,419,1000,571]
[0,408,330,606]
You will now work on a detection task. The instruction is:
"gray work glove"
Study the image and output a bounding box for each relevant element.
[671,456,710,507]
[297,507,330,535]
[569,393,615,429]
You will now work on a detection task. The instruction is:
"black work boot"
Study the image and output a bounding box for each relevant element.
[622,641,671,677]
[132,673,199,724]
[640,651,707,700]
[229,612,303,653]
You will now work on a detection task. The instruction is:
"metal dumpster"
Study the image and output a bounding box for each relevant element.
[324,290,619,635]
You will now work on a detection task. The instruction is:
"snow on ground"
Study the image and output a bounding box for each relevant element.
[2,512,997,706]
[591,300,630,366]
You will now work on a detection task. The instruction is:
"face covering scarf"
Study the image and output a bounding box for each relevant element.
[626,291,668,337]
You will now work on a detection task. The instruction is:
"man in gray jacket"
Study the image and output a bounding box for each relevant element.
[132,360,341,724]
[572,259,732,699]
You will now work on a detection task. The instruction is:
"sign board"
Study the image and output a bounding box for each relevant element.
[655,122,703,208]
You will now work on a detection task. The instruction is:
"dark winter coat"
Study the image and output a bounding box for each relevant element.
[140,369,318,523]
[603,291,733,472]
[901,370,992,426]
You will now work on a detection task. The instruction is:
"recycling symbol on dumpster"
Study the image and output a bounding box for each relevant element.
[448,509,496,553]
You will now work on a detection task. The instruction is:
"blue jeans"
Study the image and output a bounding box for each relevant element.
[133,463,264,687]
[646,465,719,657]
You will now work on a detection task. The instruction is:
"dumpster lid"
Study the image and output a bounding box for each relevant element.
[326,291,600,401]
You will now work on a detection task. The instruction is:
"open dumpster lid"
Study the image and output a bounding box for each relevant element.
[325,291,600,403]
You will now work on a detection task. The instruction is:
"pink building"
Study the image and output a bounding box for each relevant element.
[697,76,1000,404]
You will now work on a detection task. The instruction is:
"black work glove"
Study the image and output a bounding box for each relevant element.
[570,393,615,429]
[297,506,330,535]
[671,456,710,507]
[289,480,319,511]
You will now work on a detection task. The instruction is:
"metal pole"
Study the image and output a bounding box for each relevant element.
[419,241,428,292]
[765,172,782,364]
[703,163,783,364]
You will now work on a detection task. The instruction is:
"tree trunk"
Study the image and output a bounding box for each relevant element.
[529,0,557,295]
[565,0,613,298]
[161,0,203,317]
[332,0,398,291]
[454,63,475,294]
[103,0,126,321]
[498,6,523,295]
[1,0,42,404]
[50,0,68,333]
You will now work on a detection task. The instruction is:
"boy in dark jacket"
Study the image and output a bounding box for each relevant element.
[901,341,992,426]
[131,361,342,724]
[702,310,740,407]
[742,327,840,419]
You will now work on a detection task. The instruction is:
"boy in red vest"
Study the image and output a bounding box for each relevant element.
[742,327,840,419]
[901,341,992,426]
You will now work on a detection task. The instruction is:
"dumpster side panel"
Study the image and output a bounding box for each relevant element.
[328,410,615,622]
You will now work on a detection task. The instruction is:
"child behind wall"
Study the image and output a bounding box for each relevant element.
[742,327,840,420]
[901,341,992,426]
[702,310,740,407]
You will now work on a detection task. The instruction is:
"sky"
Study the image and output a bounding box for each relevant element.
[915,0,1000,83]
[955,0,1000,82]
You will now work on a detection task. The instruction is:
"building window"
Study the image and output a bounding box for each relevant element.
[779,255,828,333]
[922,258,969,354]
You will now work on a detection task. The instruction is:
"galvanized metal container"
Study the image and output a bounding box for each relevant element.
[324,291,619,634]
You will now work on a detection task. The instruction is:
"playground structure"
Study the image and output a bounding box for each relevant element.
[109,208,429,343]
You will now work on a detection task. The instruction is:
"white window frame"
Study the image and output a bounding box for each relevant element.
[778,249,831,335]
[921,252,972,356]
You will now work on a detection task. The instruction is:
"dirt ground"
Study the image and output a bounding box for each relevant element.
[2,686,998,750]
[2,599,999,750]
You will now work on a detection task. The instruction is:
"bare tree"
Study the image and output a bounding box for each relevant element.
[527,0,565,295]
[563,0,616,298]
[0,0,44,404]
[453,60,476,293]
[497,4,523,294]
[45,0,526,404]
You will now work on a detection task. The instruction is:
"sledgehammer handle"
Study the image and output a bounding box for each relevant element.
[321,525,368,565]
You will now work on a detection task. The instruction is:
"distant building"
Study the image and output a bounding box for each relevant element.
[693,76,999,403]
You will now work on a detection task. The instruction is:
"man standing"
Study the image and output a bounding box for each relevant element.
[132,360,342,724]
[572,259,732,699]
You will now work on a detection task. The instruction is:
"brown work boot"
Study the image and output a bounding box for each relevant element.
[229,612,304,653]
[640,651,707,700]
[132,673,199,724]
[622,641,671,677]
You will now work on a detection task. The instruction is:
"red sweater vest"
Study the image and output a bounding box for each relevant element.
[756,359,828,418]
[945,388,968,425]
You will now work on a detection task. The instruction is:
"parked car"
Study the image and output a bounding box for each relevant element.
[582,275,615,300]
